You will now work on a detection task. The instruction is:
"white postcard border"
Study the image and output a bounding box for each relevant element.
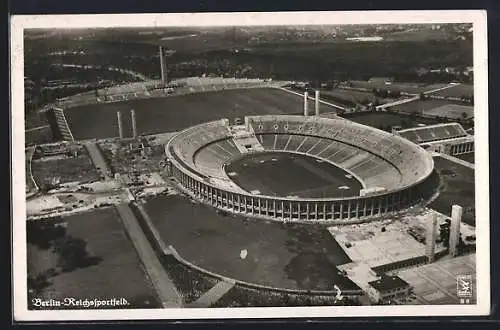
[11,10,490,321]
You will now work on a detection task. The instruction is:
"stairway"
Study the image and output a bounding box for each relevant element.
[51,107,74,141]
[230,124,264,153]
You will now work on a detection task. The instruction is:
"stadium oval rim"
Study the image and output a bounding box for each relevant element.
[165,115,438,223]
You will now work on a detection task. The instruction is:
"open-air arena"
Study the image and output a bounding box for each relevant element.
[25,78,476,307]
[165,114,439,223]
[23,24,478,309]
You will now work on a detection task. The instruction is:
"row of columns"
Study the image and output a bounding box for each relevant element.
[171,164,432,222]
[450,142,474,155]
[116,109,138,139]
[303,90,321,116]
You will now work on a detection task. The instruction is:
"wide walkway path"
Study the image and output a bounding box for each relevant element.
[84,142,113,180]
[115,204,183,308]
[84,140,182,308]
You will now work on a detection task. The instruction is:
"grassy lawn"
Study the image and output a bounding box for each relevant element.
[349,81,450,94]
[27,207,161,309]
[429,156,475,226]
[65,88,339,140]
[31,154,100,188]
[342,111,442,131]
[389,99,464,114]
[428,84,473,98]
[321,88,394,105]
[144,194,357,292]
[226,152,362,198]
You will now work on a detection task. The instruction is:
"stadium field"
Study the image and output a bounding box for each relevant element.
[321,88,394,105]
[422,103,474,120]
[389,99,465,114]
[341,111,442,130]
[65,88,337,140]
[226,152,362,198]
[31,155,100,187]
[144,194,358,292]
[26,207,160,309]
[349,81,450,94]
[427,83,473,98]
[429,156,475,226]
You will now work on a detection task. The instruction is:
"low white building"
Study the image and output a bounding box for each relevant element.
[367,275,412,304]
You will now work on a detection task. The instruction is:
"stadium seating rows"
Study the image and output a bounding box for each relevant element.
[248,116,432,187]
[193,139,241,179]
[169,115,433,193]
[255,133,402,190]
[398,123,467,144]
[171,119,232,171]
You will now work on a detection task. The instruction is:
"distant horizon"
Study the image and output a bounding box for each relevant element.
[24,23,472,32]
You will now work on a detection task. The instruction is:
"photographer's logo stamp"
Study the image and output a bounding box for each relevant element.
[456,275,473,304]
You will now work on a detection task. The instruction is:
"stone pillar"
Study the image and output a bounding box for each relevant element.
[426,212,438,263]
[315,90,320,116]
[117,111,124,138]
[449,205,463,257]
[159,46,168,86]
[304,91,309,116]
[131,109,137,138]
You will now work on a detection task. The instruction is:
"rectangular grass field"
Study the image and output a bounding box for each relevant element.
[349,81,450,94]
[226,152,362,198]
[427,84,474,98]
[31,154,100,187]
[65,88,338,140]
[422,104,474,120]
[342,111,443,130]
[26,207,160,309]
[321,88,394,105]
[389,99,465,114]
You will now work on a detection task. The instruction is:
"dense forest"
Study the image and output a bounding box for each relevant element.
[25,38,472,82]
[24,35,473,112]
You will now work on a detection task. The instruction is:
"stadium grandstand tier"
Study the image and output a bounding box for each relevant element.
[193,139,241,179]
[397,123,468,144]
[394,122,474,156]
[166,115,438,223]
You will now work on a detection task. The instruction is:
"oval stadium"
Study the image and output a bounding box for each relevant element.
[165,115,439,223]
[28,77,470,307]
[24,27,477,309]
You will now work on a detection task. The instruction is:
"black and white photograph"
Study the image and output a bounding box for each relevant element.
[11,11,490,321]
